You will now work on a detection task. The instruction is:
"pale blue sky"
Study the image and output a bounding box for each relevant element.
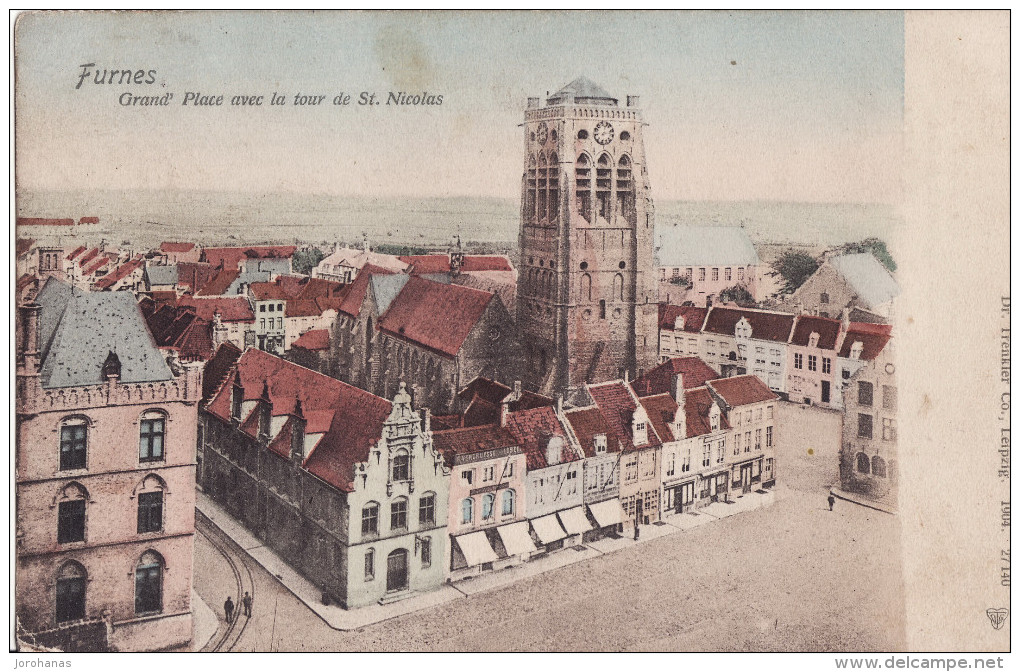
[15,11,904,202]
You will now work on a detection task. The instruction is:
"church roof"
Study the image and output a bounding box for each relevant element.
[547,76,618,106]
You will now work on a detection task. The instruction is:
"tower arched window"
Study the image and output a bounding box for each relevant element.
[537,152,548,221]
[580,273,592,302]
[613,273,624,301]
[575,155,592,222]
[134,550,164,615]
[526,154,537,221]
[547,152,559,221]
[596,153,613,221]
[55,561,87,623]
[617,154,635,221]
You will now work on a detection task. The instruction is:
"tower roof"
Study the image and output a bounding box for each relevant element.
[547,76,618,106]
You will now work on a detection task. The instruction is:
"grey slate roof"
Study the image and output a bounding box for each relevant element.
[36,278,172,389]
[370,273,411,314]
[655,225,760,267]
[548,76,618,105]
[828,253,900,308]
[145,264,178,286]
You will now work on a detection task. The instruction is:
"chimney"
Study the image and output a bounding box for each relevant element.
[670,372,685,405]
[626,95,640,107]
[500,399,509,428]
[19,302,41,373]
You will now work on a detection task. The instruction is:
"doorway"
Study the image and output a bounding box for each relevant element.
[740,464,753,494]
[386,549,408,593]
[821,380,831,404]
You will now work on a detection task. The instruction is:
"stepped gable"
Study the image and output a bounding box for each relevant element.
[377,276,494,358]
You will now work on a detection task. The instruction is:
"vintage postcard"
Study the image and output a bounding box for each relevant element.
[10,10,1010,663]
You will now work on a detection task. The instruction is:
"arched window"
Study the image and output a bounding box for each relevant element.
[55,561,87,623]
[57,483,88,544]
[613,273,624,301]
[548,152,560,220]
[361,502,379,536]
[481,493,495,520]
[502,489,516,516]
[134,551,163,615]
[617,155,634,220]
[59,416,89,471]
[537,152,548,220]
[596,154,612,221]
[599,299,607,320]
[871,455,887,478]
[139,410,167,463]
[391,449,410,482]
[135,475,166,534]
[856,452,870,474]
[461,497,474,524]
[575,154,592,222]
[579,273,592,302]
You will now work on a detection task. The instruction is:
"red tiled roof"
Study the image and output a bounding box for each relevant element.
[639,393,680,444]
[564,407,621,456]
[249,282,291,301]
[401,254,515,275]
[432,423,518,468]
[18,217,74,227]
[790,315,842,350]
[703,306,796,343]
[206,348,392,492]
[66,246,87,261]
[658,303,709,333]
[838,322,893,360]
[78,248,99,266]
[400,255,451,274]
[430,414,463,431]
[160,241,196,253]
[176,262,219,294]
[588,380,662,453]
[267,416,297,459]
[150,290,180,303]
[285,299,322,318]
[292,329,330,351]
[336,263,395,317]
[78,217,99,225]
[202,342,242,403]
[707,375,779,408]
[684,387,729,438]
[138,298,214,361]
[81,256,110,276]
[179,296,255,323]
[203,246,297,270]
[196,267,241,296]
[94,255,143,289]
[631,357,720,398]
[462,256,514,273]
[16,239,35,257]
[503,406,579,470]
[377,276,493,357]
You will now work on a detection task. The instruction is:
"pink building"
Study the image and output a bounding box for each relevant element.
[16,279,202,652]
[159,242,202,265]
[786,315,842,406]
[656,225,762,307]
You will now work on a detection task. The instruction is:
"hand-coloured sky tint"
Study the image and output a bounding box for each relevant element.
[15,11,903,203]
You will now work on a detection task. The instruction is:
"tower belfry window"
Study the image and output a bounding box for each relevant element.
[575,155,592,223]
[537,152,548,222]
[617,154,635,222]
[596,154,612,221]
[547,152,559,221]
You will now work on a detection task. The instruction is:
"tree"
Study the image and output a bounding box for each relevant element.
[718,285,756,308]
[837,237,896,272]
[292,247,326,276]
[773,250,819,294]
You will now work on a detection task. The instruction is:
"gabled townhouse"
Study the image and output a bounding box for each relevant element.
[700,306,796,394]
[313,244,408,284]
[201,246,296,277]
[176,296,255,352]
[788,252,899,321]
[143,264,180,294]
[706,375,780,497]
[657,303,709,362]
[833,320,894,411]
[586,381,664,531]
[433,423,529,579]
[201,349,449,608]
[248,282,289,353]
[562,405,622,541]
[16,278,203,651]
[837,328,897,507]
[655,225,762,306]
[94,255,145,292]
[786,314,843,406]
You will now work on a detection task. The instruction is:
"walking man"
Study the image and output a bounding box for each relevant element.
[242,591,253,618]
[828,493,836,511]
[224,595,235,623]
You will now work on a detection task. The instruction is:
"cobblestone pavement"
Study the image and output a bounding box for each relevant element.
[193,402,905,651]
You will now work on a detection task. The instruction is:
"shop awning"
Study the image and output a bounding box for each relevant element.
[557,506,592,536]
[530,514,567,545]
[587,498,623,528]
[496,521,537,556]
[454,531,498,567]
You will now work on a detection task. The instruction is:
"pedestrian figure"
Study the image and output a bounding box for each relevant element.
[633,523,640,541]
[224,596,235,623]
[828,494,836,511]
[242,591,252,618]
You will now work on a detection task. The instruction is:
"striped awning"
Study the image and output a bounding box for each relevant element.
[454,531,498,567]
[530,514,567,545]
[557,506,592,536]
[588,498,623,528]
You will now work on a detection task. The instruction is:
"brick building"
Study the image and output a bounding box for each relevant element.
[16,278,202,651]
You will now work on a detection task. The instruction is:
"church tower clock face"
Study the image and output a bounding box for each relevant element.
[594,120,614,145]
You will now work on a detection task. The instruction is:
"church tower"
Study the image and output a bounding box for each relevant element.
[516,77,659,398]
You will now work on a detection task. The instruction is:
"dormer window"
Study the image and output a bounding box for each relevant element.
[594,434,608,454]
[735,317,752,339]
[231,380,244,421]
[632,411,649,446]
[808,332,820,348]
[710,407,721,431]
[259,404,271,438]
[850,341,864,360]
[673,315,685,330]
